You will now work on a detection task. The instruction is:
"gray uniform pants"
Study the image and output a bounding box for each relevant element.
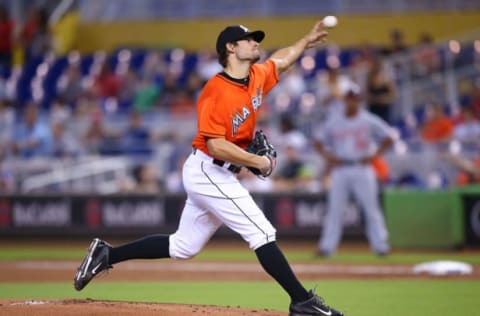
[319,164,390,254]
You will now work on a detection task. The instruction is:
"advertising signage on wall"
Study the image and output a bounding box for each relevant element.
[259,194,362,229]
[8,196,71,227]
[0,198,11,227]
[74,196,166,228]
[0,193,364,238]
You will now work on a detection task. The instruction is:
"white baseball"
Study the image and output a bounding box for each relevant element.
[323,15,338,28]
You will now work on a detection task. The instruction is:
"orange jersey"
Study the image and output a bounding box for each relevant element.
[421,117,453,143]
[192,59,279,156]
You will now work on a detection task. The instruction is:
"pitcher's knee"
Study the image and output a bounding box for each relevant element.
[169,234,203,260]
[248,228,277,250]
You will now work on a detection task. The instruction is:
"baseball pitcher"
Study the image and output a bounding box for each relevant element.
[74,21,345,316]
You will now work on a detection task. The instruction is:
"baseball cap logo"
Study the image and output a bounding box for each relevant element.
[239,25,249,33]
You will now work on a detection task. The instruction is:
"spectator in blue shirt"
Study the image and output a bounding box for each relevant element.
[11,102,52,158]
[122,110,152,156]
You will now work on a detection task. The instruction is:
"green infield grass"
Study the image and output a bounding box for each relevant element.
[0,244,479,265]
[0,280,478,316]
[1,242,478,315]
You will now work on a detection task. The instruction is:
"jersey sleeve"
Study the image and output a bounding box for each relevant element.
[256,59,279,94]
[197,96,226,138]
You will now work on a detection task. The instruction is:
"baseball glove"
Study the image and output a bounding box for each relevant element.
[245,130,277,177]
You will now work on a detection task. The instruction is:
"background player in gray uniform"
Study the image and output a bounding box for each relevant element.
[314,82,394,256]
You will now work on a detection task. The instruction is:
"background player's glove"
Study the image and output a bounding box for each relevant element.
[245,130,277,177]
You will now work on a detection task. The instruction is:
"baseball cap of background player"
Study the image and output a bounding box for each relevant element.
[343,81,362,98]
[216,25,265,55]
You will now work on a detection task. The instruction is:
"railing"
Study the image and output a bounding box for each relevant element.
[20,156,131,193]
[384,33,480,120]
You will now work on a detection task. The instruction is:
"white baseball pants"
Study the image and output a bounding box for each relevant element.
[169,149,276,259]
[319,164,390,254]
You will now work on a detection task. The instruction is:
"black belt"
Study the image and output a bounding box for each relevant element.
[192,148,242,174]
[212,159,242,174]
[338,159,368,166]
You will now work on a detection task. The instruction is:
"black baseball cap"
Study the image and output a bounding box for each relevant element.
[216,25,265,55]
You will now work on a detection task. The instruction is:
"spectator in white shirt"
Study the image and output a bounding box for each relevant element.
[453,106,480,145]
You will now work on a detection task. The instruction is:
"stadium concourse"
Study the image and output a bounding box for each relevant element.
[1,33,479,194]
[0,3,479,196]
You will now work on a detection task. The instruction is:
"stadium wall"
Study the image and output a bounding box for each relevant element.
[384,186,480,248]
[384,189,465,248]
[74,11,480,53]
[1,188,479,248]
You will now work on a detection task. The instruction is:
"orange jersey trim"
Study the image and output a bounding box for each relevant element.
[192,59,279,156]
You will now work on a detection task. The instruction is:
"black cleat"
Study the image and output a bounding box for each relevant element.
[74,238,112,291]
[315,249,333,258]
[290,290,344,316]
[375,250,390,257]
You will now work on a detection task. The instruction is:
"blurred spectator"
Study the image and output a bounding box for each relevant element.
[444,154,480,186]
[82,117,105,154]
[121,110,152,155]
[56,63,84,105]
[50,121,81,158]
[0,5,14,72]
[471,83,480,119]
[118,67,138,106]
[315,67,351,119]
[93,63,120,99]
[20,7,53,61]
[49,96,72,123]
[82,112,119,155]
[0,100,14,156]
[134,73,160,112]
[276,64,306,99]
[196,49,222,82]
[366,57,396,123]
[395,111,420,139]
[185,70,204,100]
[349,42,376,89]
[140,50,167,81]
[273,140,315,192]
[11,102,52,157]
[170,90,195,116]
[130,163,161,194]
[158,70,179,108]
[0,157,14,192]
[453,106,480,145]
[381,29,408,80]
[276,115,308,152]
[381,29,407,56]
[0,74,6,99]
[69,90,102,140]
[420,103,454,143]
[411,32,440,77]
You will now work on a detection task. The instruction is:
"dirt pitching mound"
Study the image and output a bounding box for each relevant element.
[0,299,286,316]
